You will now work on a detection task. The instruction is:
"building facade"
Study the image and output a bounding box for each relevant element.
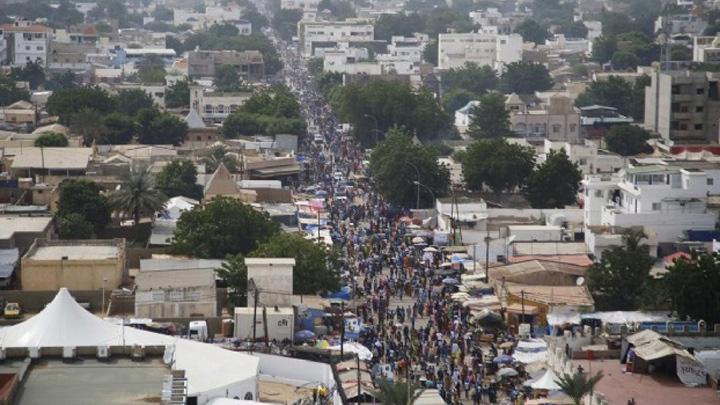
[187,50,265,82]
[190,86,253,123]
[297,20,374,57]
[437,32,522,71]
[644,70,720,144]
[0,19,51,67]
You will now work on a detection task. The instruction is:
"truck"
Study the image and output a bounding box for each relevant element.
[234,307,294,343]
[188,320,208,342]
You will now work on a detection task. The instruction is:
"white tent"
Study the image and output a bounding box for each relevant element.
[513,339,548,364]
[0,289,259,403]
[530,369,562,391]
[162,196,199,220]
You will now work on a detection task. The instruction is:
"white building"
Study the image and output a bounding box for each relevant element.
[543,34,590,55]
[385,34,429,63]
[543,139,625,175]
[190,86,252,123]
[693,35,720,63]
[298,20,374,57]
[281,0,320,10]
[582,161,720,243]
[506,93,581,142]
[437,32,522,71]
[245,258,296,307]
[0,19,51,67]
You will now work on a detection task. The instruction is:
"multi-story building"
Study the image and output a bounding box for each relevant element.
[0,19,51,67]
[297,20,374,57]
[47,41,96,72]
[693,35,720,63]
[582,161,720,243]
[468,8,513,34]
[190,86,253,123]
[187,50,265,82]
[384,34,429,63]
[543,139,625,175]
[644,70,720,144]
[281,0,320,10]
[112,47,176,68]
[507,94,582,142]
[437,32,522,71]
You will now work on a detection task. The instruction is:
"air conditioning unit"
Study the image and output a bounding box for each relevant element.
[97,345,110,360]
[28,347,41,360]
[62,346,76,361]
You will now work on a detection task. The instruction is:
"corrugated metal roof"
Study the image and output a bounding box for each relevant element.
[0,248,19,278]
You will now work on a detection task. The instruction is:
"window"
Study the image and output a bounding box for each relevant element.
[25,46,30,50]
[570,124,577,132]
[696,106,704,113]
[204,104,212,114]
[652,202,661,211]
[216,104,225,114]
[36,46,43,51]
[595,190,603,197]
[697,87,705,95]
[552,124,561,133]
[695,123,703,130]
[708,178,714,186]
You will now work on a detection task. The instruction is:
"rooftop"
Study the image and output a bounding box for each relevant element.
[15,358,167,405]
[136,268,215,290]
[0,216,53,240]
[25,240,123,261]
[6,147,93,170]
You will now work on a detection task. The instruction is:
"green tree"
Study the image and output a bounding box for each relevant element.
[373,14,426,41]
[591,36,617,64]
[442,88,476,113]
[500,62,553,94]
[423,40,438,66]
[0,74,30,106]
[370,127,449,208]
[70,108,107,145]
[46,87,115,124]
[102,112,136,145]
[215,64,241,91]
[45,70,77,91]
[600,11,635,37]
[467,93,510,139]
[57,212,95,239]
[525,149,581,208]
[317,0,356,19]
[57,179,111,235]
[442,63,498,96]
[575,75,647,120]
[136,109,188,145]
[272,9,302,40]
[251,233,341,295]
[165,79,190,108]
[109,168,166,234]
[462,139,535,192]
[155,159,203,200]
[605,125,653,156]
[34,132,68,147]
[514,19,549,45]
[114,89,154,116]
[202,144,239,173]
[587,230,654,310]
[611,50,640,70]
[216,254,248,307]
[371,379,425,405]
[663,251,720,325]
[11,61,45,90]
[557,20,588,39]
[555,371,604,405]
[170,197,280,258]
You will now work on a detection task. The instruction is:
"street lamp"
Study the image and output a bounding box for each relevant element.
[412,180,436,209]
[406,161,421,209]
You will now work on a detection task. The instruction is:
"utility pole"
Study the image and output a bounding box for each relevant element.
[357,354,361,403]
[250,279,258,348]
[521,290,525,323]
[340,301,345,358]
[263,306,269,348]
[484,233,491,283]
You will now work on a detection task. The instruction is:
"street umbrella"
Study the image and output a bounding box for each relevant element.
[497,367,519,378]
[412,236,425,244]
[423,246,439,253]
[442,277,459,285]
[294,330,316,342]
[493,354,513,364]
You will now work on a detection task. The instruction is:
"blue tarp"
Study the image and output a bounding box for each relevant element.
[328,286,351,301]
[686,230,720,242]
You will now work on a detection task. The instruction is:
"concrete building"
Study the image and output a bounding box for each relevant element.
[297,20,374,57]
[135,263,217,318]
[0,19,51,67]
[693,35,720,63]
[582,161,720,243]
[506,94,581,142]
[21,239,126,291]
[0,100,36,126]
[644,70,720,144]
[437,32,522,71]
[47,41,95,72]
[0,216,54,252]
[190,86,253,123]
[112,48,176,68]
[245,258,296,307]
[543,139,625,175]
[187,50,264,82]
[281,0,319,10]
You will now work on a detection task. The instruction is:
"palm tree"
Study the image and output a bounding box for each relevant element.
[371,379,424,405]
[555,371,604,405]
[202,144,238,174]
[109,168,166,234]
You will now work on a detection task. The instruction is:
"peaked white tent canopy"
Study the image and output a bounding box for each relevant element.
[0,289,259,402]
[530,369,563,391]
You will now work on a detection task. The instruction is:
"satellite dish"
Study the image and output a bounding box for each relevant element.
[576,277,585,286]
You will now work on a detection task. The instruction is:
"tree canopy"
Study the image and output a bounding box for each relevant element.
[605,125,653,156]
[442,63,498,98]
[57,179,111,236]
[170,197,280,259]
[664,251,720,325]
[525,149,581,208]
[587,230,654,310]
[370,127,449,208]
[514,19,550,45]
[215,64,242,92]
[0,74,30,106]
[34,132,68,147]
[467,92,510,139]
[575,75,648,120]
[46,87,115,124]
[251,233,341,295]
[222,85,305,137]
[155,160,203,200]
[462,139,535,192]
[500,62,553,94]
[165,80,191,109]
[115,89,155,116]
[216,254,248,307]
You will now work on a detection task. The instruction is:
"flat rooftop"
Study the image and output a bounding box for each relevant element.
[15,358,167,404]
[571,359,718,405]
[0,216,52,240]
[28,245,119,261]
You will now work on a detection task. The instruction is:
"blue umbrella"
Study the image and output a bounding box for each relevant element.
[493,354,513,364]
[294,330,316,342]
